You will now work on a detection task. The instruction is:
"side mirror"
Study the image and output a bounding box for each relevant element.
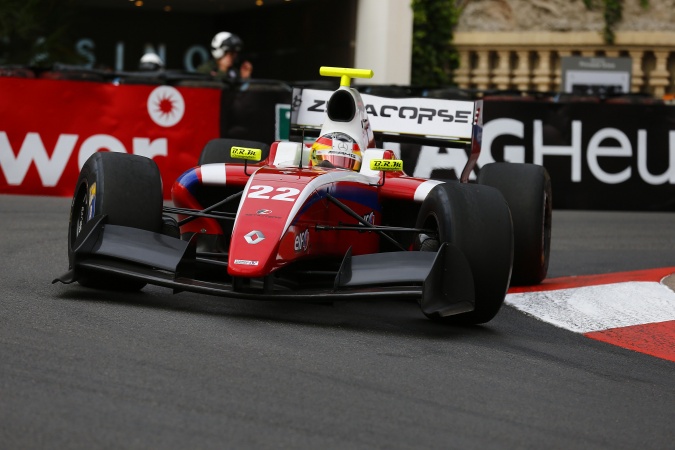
[369,158,403,187]
[230,146,262,176]
[230,146,262,162]
[370,159,403,172]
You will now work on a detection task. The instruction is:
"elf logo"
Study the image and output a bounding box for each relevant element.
[294,229,310,252]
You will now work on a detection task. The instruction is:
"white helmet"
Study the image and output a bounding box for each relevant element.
[138,52,164,71]
[211,32,243,59]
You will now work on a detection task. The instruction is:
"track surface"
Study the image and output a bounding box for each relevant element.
[1,195,673,449]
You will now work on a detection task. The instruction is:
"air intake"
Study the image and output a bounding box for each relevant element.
[326,90,356,122]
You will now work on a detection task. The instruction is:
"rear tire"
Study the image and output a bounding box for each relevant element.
[68,152,163,290]
[478,163,552,285]
[198,138,270,165]
[416,182,513,324]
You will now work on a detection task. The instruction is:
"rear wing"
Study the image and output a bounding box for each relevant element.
[289,87,483,181]
[290,87,482,144]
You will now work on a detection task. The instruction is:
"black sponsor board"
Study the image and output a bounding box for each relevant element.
[480,101,675,211]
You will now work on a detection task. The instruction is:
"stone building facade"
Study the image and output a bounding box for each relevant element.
[453,0,675,97]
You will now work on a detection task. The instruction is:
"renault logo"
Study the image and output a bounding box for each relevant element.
[244,230,265,244]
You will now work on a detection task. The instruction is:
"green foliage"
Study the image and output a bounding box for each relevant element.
[0,0,82,66]
[583,0,650,44]
[411,0,459,87]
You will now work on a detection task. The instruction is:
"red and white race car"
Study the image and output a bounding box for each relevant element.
[55,67,552,325]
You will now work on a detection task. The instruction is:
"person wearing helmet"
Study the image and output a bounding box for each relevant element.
[197,31,252,81]
[138,52,164,71]
[310,132,363,171]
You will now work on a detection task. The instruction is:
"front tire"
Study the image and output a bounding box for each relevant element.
[68,152,163,290]
[416,182,513,324]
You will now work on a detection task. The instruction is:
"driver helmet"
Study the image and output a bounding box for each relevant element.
[211,32,243,60]
[310,132,362,171]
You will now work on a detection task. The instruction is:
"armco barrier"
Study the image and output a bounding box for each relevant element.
[1,75,674,210]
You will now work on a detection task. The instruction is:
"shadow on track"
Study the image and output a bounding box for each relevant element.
[53,283,502,340]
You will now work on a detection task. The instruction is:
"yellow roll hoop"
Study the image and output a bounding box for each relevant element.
[320,66,374,87]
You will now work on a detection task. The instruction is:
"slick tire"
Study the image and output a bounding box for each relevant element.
[68,152,163,290]
[416,182,513,325]
[198,138,270,165]
[478,162,552,285]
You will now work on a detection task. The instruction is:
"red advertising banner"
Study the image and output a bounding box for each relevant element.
[0,78,221,198]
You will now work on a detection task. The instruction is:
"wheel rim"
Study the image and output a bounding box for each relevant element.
[418,213,440,252]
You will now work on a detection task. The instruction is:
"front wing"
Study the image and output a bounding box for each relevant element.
[54,218,476,318]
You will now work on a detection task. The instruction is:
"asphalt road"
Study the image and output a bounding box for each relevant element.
[1,195,673,449]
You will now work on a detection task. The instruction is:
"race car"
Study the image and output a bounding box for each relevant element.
[54,67,552,325]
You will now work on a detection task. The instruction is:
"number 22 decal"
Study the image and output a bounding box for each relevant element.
[247,185,300,202]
